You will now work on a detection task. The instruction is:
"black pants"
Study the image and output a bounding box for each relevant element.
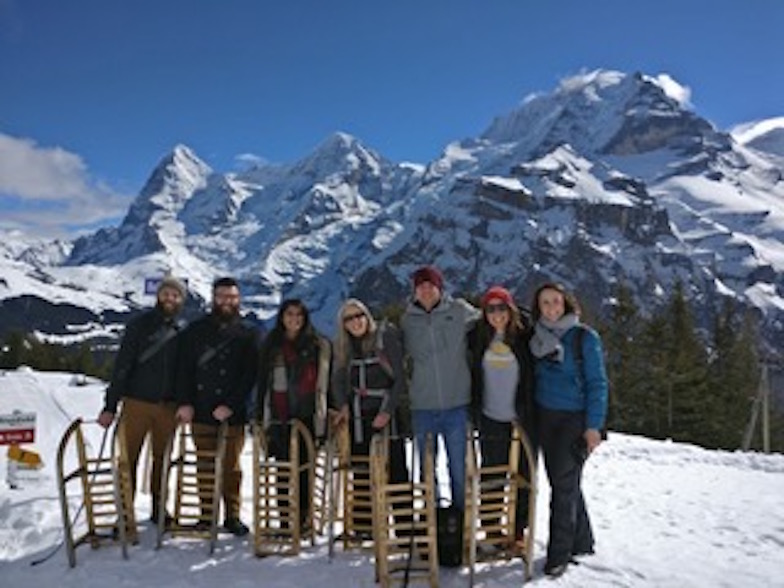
[479,414,533,534]
[268,420,313,526]
[538,408,595,566]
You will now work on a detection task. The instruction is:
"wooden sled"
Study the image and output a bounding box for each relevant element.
[464,424,538,582]
[333,420,377,549]
[156,421,228,554]
[56,418,137,567]
[371,433,439,588]
[311,440,335,536]
[251,419,317,557]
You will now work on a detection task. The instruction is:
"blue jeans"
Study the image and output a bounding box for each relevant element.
[412,405,468,510]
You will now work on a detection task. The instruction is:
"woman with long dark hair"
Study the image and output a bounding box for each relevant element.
[529,283,608,578]
[257,298,331,528]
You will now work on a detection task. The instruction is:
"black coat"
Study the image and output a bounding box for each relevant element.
[175,314,258,426]
[468,323,536,442]
[103,307,185,413]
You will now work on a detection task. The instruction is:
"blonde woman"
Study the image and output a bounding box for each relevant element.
[331,299,409,532]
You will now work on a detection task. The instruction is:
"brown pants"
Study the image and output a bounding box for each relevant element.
[191,422,245,521]
[118,398,177,503]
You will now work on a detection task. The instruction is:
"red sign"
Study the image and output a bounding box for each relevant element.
[0,412,36,446]
[0,429,35,444]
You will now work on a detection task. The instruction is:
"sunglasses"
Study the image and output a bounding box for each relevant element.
[343,312,366,324]
[486,303,509,314]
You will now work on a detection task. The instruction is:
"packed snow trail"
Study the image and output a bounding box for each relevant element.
[1,368,783,586]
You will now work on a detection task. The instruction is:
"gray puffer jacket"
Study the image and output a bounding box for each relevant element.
[401,294,479,411]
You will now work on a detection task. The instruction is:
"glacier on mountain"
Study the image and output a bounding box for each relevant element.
[1,69,783,349]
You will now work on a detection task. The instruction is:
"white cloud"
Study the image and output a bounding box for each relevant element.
[234,152,269,168]
[653,74,692,108]
[0,133,131,237]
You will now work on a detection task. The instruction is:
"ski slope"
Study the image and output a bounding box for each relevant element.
[1,367,783,586]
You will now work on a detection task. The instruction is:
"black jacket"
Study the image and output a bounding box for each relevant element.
[103,307,185,413]
[468,323,536,441]
[175,314,258,426]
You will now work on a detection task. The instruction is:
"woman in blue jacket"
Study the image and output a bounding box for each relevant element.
[529,283,608,578]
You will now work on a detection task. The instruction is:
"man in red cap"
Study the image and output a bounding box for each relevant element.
[401,265,479,511]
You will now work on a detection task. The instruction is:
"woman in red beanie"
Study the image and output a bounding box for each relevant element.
[468,285,536,548]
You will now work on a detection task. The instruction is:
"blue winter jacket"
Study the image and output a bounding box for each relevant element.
[534,325,608,431]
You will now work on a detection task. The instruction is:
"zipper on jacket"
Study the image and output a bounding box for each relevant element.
[428,314,445,409]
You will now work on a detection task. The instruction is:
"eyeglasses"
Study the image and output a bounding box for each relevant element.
[343,312,366,324]
[486,303,509,314]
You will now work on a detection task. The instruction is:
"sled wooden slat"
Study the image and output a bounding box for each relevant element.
[56,419,137,568]
[371,433,438,588]
[251,420,317,557]
[464,425,538,583]
[156,422,228,553]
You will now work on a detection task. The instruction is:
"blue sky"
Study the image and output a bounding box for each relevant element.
[1,0,782,236]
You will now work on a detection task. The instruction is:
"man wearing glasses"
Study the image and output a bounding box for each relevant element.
[175,277,258,536]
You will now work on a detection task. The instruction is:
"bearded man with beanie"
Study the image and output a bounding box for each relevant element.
[98,275,188,525]
[401,265,479,510]
[175,277,258,536]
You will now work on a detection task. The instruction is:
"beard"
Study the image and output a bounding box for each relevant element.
[157,298,182,318]
[212,302,240,323]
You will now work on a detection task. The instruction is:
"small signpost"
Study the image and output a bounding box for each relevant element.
[0,411,36,445]
[144,277,162,296]
[144,276,188,296]
[1,411,41,489]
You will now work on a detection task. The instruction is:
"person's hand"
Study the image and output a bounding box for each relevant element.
[97,410,115,429]
[372,411,391,430]
[330,405,349,427]
[584,428,602,454]
[176,405,194,423]
[213,405,233,422]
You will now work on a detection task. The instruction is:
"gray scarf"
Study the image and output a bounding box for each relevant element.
[529,313,580,362]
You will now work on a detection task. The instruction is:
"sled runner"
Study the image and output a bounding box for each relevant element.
[311,429,339,537]
[156,421,228,554]
[251,419,317,557]
[464,424,537,582]
[371,433,438,588]
[332,419,377,549]
[56,418,137,567]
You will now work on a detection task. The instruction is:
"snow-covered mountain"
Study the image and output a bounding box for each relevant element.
[732,117,784,158]
[2,70,784,348]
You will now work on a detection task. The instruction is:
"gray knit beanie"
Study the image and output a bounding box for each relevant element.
[157,276,187,298]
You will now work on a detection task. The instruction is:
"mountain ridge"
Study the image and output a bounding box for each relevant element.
[2,69,783,350]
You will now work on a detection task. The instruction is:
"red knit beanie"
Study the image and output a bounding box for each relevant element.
[412,265,444,290]
[481,285,516,310]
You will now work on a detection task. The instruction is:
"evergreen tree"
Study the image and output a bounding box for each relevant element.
[1,331,27,368]
[632,312,671,439]
[600,281,643,432]
[707,301,759,449]
[71,342,97,375]
[663,281,709,444]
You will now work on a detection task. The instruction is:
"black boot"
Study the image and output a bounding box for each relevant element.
[224,517,249,536]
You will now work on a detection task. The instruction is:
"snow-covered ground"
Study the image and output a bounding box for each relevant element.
[1,367,783,587]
